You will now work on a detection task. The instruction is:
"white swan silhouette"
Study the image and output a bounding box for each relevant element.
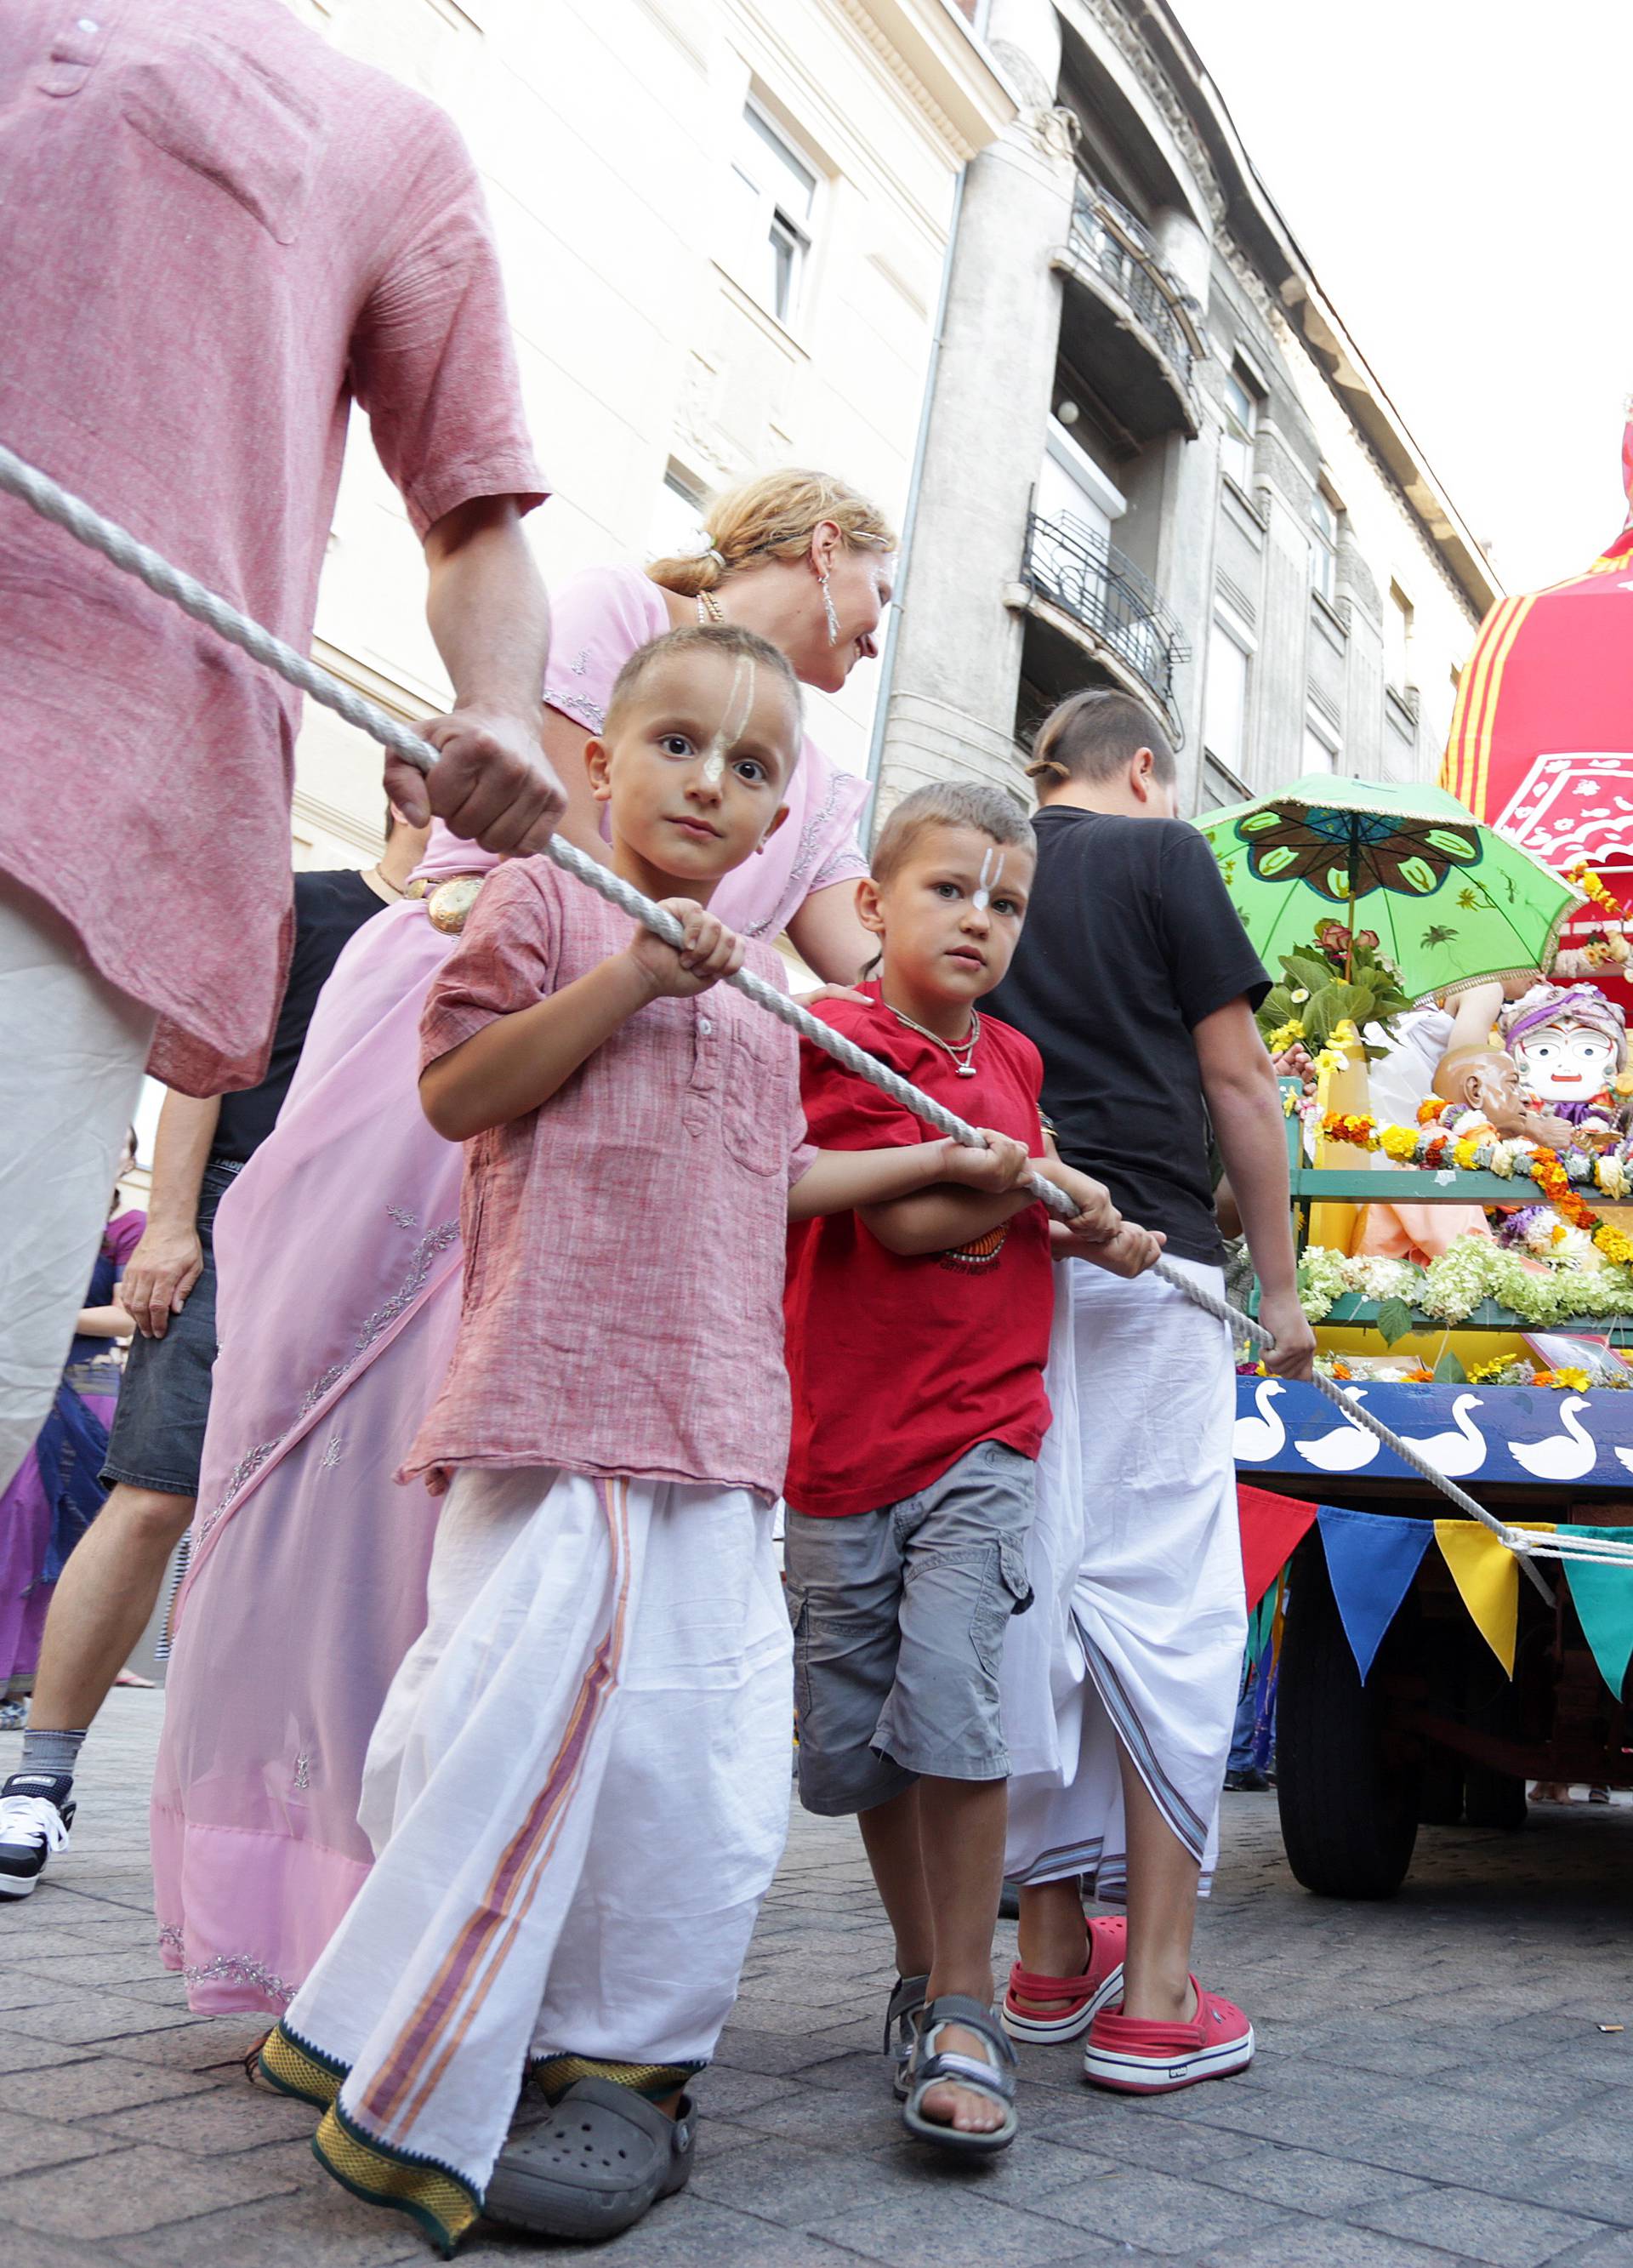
[1614,1445,1633,1479]
[1233,1379,1286,1462]
[1294,1387,1381,1473]
[1397,1393,1488,1480]
[1511,1396,1597,1483]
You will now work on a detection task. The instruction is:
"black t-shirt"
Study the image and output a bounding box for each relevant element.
[982,808,1268,1264]
[210,869,384,1166]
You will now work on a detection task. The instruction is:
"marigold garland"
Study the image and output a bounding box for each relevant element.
[1317,1112,1633,1268]
[1567,861,1630,925]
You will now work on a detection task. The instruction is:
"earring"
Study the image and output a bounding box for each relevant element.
[819,567,840,647]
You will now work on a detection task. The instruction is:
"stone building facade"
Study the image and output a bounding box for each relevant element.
[279,0,1013,865]
[877,0,1498,823]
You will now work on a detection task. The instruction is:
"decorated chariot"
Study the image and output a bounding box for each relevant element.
[1204,738,1633,1898]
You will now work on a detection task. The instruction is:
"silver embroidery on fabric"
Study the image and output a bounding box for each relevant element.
[185,1951,295,2004]
[292,1751,312,1792]
[385,1203,418,1230]
[320,1433,343,1469]
[158,1920,294,2003]
[196,1222,460,1541]
[544,686,606,732]
[739,770,850,937]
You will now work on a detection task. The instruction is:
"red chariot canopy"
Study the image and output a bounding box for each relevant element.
[1441,413,1633,874]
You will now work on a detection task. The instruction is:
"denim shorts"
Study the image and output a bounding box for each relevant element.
[100,1162,236,1499]
[783,1439,1035,1816]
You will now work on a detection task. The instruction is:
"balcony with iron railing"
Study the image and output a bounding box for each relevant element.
[1019,507,1189,721]
[1052,180,1205,444]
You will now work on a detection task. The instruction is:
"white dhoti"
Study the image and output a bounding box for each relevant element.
[263,1466,792,2254]
[1003,1259,1245,1901]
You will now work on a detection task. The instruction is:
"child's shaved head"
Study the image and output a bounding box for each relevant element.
[604,624,802,762]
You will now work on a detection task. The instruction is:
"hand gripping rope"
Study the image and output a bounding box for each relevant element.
[3,439,1625,1588]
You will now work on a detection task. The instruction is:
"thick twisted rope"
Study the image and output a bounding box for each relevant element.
[3,440,1624,1587]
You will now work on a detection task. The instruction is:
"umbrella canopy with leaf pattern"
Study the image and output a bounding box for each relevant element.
[1197,775,1581,1001]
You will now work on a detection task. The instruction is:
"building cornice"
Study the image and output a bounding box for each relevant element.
[834,0,1020,162]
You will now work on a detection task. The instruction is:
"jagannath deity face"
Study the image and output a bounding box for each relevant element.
[1511,1019,1619,1103]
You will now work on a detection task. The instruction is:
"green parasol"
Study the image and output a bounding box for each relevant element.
[1196,774,1581,1000]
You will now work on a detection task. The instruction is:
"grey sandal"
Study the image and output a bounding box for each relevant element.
[884,1971,930,2100]
[484,2077,695,2240]
[901,1993,1019,2156]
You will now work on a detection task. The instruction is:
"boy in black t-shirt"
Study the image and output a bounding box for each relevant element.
[984,690,1313,2096]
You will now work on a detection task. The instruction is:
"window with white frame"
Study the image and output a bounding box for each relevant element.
[1202,753,1249,811]
[1204,605,1254,776]
[648,462,708,562]
[1385,582,1414,695]
[1311,488,1339,605]
[1220,363,1260,493]
[730,101,817,328]
[1302,704,1341,775]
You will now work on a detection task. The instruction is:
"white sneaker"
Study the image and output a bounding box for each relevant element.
[0,1778,75,1899]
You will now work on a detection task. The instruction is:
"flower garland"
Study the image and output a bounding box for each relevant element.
[1567,862,1629,924]
[1317,1109,1633,1267]
[1296,1234,1633,1330]
[1557,863,1632,977]
[1466,1357,1602,1391]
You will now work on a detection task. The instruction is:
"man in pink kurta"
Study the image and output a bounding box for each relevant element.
[0,0,563,1498]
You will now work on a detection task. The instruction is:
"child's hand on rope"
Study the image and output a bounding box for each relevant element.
[1058,1220,1166,1277]
[626,900,746,1000]
[1045,1161,1121,1245]
[939,1129,1033,1194]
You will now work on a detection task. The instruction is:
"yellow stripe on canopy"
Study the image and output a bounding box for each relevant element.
[1435,1520,1519,1676]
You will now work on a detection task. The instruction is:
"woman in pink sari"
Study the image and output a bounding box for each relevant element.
[151,470,895,2011]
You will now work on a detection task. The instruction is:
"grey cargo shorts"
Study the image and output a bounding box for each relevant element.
[783,1439,1035,1815]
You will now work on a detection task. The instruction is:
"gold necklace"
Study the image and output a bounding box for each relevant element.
[886,1001,982,1077]
[364,863,406,903]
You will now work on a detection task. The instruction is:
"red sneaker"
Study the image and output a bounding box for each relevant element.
[1001,1915,1127,2043]
[1082,1979,1254,2094]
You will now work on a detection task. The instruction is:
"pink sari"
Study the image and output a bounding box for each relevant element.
[151,563,869,2013]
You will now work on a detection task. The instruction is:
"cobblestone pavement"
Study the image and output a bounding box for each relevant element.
[3,1695,1632,2268]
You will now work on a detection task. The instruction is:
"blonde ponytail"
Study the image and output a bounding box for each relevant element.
[648,468,896,596]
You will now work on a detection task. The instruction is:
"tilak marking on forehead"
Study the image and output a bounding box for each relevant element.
[702,651,758,784]
[972,846,1004,913]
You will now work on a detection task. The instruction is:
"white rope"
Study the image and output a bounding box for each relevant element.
[0,440,1613,1587]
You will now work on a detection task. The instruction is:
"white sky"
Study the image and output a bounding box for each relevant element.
[1173,0,1633,593]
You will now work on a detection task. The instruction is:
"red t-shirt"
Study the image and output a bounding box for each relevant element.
[783,985,1054,1519]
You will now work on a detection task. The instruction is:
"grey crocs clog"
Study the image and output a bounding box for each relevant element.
[483,2077,695,2241]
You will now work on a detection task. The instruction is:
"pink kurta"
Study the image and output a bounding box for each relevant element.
[0,0,543,1092]
[407,860,811,1498]
[152,571,872,2014]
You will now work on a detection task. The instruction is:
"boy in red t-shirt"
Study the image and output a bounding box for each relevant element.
[783,783,1163,2158]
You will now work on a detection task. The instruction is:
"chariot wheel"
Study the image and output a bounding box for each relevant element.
[1276,1536,1420,1899]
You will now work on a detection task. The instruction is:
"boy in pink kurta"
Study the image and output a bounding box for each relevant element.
[258,625,1039,2253]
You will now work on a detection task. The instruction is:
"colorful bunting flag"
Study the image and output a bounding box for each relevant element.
[1435,1520,1518,1676]
[1558,1529,1633,1701]
[1237,1484,1318,1611]
[1246,1582,1277,1667]
[1316,1505,1433,1682]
